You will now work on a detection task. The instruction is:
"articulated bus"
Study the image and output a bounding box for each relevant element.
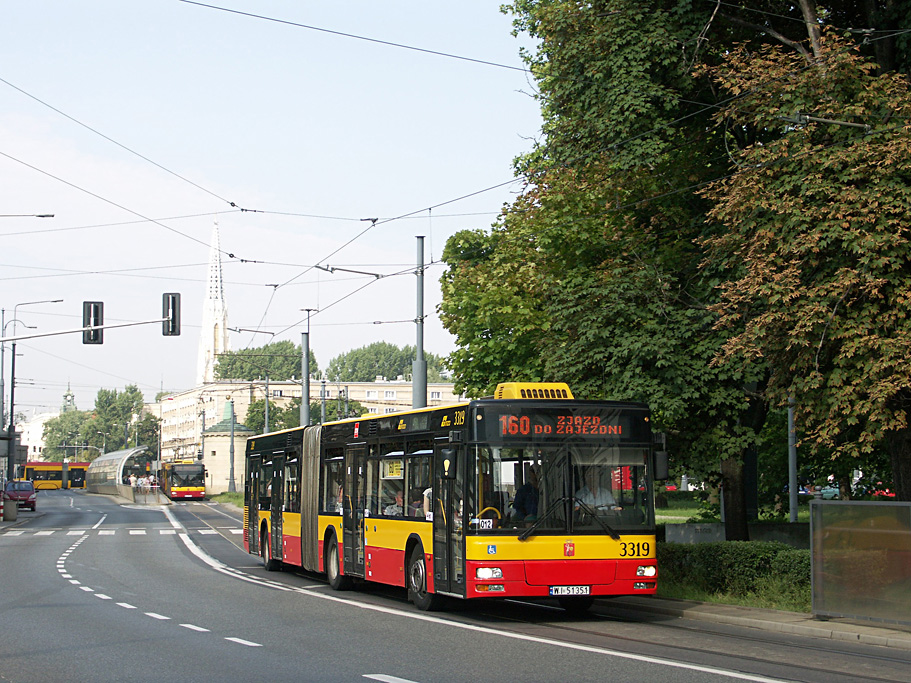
[244,382,667,612]
[159,460,206,500]
[21,461,90,490]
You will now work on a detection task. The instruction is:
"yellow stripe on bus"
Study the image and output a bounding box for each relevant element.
[465,535,656,561]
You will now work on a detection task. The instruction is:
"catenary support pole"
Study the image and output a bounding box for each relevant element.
[412,236,427,409]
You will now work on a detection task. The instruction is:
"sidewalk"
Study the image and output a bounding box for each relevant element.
[605,595,911,651]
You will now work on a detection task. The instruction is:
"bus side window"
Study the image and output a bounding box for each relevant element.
[366,458,379,517]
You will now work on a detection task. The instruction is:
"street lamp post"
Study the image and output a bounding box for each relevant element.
[3,299,63,482]
[228,399,236,493]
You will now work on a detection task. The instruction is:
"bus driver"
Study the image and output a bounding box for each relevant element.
[575,468,621,511]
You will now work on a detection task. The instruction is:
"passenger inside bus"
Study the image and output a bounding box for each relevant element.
[408,490,424,517]
[384,489,403,516]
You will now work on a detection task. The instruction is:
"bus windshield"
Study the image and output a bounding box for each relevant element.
[172,465,205,487]
[469,444,653,534]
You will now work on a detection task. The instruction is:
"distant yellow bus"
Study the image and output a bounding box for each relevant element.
[22,461,89,490]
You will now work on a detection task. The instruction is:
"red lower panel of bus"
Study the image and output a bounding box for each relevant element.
[465,558,657,598]
[282,534,302,566]
[365,544,406,587]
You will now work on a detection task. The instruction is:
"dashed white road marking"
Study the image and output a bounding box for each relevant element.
[117,603,136,609]
[180,623,210,632]
[145,612,170,620]
[225,637,262,647]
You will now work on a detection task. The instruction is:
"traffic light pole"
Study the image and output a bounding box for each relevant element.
[0,317,172,344]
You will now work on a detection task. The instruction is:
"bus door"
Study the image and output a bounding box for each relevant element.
[270,454,284,563]
[343,445,367,578]
[432,439,465,597]
[246,454,261,554]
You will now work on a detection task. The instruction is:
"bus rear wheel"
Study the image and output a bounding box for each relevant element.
[407,547,445,611]
[261,530,280,572]
[326,537,353,590]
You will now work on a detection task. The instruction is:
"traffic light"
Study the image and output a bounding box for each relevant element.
[162,293,180,336]
[82,301,103,344]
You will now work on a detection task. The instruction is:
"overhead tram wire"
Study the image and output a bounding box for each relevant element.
[179,1,529,75]
[271,264,420,339]
[0,75,253,213]
[0,149,239,257]
[0,210,243,237]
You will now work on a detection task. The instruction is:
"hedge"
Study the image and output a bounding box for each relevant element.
[658,541,810,595]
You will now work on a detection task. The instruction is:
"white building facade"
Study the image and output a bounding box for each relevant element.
[150,378,463,494]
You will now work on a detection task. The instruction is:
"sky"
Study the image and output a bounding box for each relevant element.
[0,1,542,417]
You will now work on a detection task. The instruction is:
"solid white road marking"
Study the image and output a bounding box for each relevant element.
[92,514,107,529]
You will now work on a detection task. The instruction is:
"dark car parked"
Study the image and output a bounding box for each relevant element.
[4,480,37,511]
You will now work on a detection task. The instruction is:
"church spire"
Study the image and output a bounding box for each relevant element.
[197,221,230,385]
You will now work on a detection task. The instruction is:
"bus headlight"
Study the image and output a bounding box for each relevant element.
[636,565,657,577]
[476,567,503,580]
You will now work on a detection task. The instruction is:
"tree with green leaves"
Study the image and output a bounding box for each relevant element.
[443,0,911,535]
[243,395,366,433]
[42,384,154,460]
[703,34,911,501]
[215,340,317,381]
[326,341,445,383]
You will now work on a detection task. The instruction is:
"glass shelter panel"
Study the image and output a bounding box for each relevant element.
[811,500,911,626]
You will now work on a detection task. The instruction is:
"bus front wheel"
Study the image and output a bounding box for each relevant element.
[407,547,445,611]
[326,537,353,590]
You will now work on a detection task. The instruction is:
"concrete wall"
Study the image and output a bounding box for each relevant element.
[664,522,810,549]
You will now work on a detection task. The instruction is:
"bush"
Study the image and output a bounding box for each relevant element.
[658,541,808,595]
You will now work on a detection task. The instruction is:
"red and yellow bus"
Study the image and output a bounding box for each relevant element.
[158,460,206,500]
[22,461,90,490]
[243,382,666,612]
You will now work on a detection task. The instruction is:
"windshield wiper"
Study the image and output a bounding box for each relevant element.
[518,496,570,541]
[573,497,621,540]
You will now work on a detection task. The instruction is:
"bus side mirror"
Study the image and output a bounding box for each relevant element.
[653,451,669,481]
[441,449,457,480]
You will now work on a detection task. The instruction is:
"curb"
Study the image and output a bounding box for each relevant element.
[603,596,911,651]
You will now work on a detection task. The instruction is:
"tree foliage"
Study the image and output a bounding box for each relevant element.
[703,34,911,499]
[441,0,911,534]
[326,341,445,383]
[215,340,317,381]
[243,395,366,434]
[42,385,155,461]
